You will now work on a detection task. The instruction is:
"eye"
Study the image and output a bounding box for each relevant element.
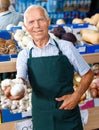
[28,20,34,25]
[38,18,45,22]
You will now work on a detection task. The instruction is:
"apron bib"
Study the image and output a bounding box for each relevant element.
[27,40,83,130]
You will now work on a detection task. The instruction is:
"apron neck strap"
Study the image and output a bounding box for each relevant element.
[53,39,63,55]
[29,39,63,58]
[29,47,33,58]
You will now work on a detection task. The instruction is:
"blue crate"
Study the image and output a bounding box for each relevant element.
[73,23,89,28]
[11,54,18,59]
[0,30,11,40]
[10,26,22,33]
[76,44,87,54]
[86,44,99,54]
[0,55,11,62]
[76,44,99,54]
[2,109,32,123]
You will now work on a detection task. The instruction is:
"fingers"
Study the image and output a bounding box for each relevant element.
[55,95,66,101]
[55,94,76,110]
[4,86,11,98]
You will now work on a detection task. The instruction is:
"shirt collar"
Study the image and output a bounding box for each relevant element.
[28,36,56,49]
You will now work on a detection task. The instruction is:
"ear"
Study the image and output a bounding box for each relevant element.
[48,18,51,26]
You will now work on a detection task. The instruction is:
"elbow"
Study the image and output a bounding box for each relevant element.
[88,69,94,80]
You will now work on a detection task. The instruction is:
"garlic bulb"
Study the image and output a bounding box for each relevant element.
[14,30,25,42]
[1,79,12,90]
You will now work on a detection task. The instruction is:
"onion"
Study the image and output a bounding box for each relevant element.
[61,32,77,45]
[51,26,66,39]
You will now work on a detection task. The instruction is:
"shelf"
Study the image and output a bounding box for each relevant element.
[82,53,99,64]
[0,53,99,73]
[0,61,16,73]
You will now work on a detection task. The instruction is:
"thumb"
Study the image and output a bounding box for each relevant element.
[55,95,65,101]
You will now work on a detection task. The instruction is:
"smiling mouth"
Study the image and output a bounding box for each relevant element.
[34,30,43,33]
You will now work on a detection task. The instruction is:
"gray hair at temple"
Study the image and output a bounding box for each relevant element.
[24,5,49,24]
[0,0,10,9]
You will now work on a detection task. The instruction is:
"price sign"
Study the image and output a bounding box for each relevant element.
[16,119,33,130]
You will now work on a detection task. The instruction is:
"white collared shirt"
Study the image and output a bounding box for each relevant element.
[16,37,90,80]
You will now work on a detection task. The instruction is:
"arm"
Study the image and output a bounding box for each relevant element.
[4,49,28,100]
[56,69,94,110]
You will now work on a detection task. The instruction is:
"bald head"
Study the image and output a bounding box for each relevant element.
[0,0,10,10]
[24,5,49,25]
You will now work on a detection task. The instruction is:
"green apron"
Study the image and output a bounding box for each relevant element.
[27,40,83,130]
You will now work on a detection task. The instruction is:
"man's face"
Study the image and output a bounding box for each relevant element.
[24,8,50,41]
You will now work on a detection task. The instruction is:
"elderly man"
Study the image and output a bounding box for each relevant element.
[4,5,94,130]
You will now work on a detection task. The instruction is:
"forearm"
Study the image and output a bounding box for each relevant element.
[74,69,94,99]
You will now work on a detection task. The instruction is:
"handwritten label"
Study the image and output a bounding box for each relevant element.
[16,119,33,130]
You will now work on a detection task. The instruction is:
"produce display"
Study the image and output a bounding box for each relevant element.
[56,19,66,25]
[89,64,99,98]
[72,13,99,45]
[0,79,32,113]
[73,73,86,103]
[0,38,18,54]
[73,63,99,101]
[80,29,99,44]
[72,13,99,26]
[14,27,32,48]
[50,26,77,45]
[50,26,66,39]
[61,32,77,46]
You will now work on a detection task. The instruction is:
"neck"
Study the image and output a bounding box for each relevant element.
[34,35,50,48]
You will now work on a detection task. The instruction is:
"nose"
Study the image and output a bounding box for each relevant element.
[34,21,40,28]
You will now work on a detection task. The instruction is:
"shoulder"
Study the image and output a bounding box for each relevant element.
[18,47,30,58]
[55,39,75,51]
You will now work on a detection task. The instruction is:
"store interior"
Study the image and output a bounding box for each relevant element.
[0,0,99,130]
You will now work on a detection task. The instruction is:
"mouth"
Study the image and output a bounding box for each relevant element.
[34,30,43,34]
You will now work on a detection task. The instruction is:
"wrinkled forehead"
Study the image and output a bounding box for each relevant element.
[25,7,45,18]
[24,7,46,23]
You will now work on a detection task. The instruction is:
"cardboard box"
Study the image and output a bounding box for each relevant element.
[79,99,94,110]
[0,118,32,130]
[84,106,99,130]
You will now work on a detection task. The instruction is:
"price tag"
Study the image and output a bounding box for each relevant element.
[16,119,33,130]
[80,109,88,125]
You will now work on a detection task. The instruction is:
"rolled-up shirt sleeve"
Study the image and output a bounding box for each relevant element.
[16,48,29,80]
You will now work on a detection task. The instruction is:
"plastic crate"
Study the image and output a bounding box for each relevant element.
[0,55,11,62]
[1,109,32,123]
[73,23,89,29]
[0,30,11,40]
[76,44,99,54]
